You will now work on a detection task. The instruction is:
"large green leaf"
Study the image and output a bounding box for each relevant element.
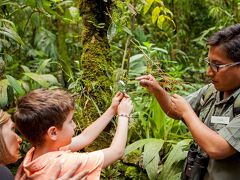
[6,75,25,96]
[158,139,191,180]
[125,138,164,155]
[143,139,164,180]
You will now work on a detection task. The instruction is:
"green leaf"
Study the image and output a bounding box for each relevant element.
[152,6,161,24]
[21,65,31,73]
[36,59,52,73]
[161,6,173,18]
[152,47,168,54]
[144,0,154,15]
[157,15,165,29]
[129,54,147,77]
[123,27,133,36]
[0,27,24,46]
[125,138,164,155]
[24,73,50,88]
[143,140,164,180]
[0,79,9,108]
[159,139,191,179]
[6,75,25,96]
[107,22,117,42]
[41,74,59,86]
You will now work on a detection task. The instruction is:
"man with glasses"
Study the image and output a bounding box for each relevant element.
[136,24,240,179]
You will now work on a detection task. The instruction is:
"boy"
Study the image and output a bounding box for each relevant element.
[14,89,133,179]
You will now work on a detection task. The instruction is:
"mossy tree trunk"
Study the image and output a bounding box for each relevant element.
[78,0,114,148]
[56,20,73,84]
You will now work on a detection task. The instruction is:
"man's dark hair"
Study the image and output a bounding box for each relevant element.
[14,89,74,146]
[207,24,240,62]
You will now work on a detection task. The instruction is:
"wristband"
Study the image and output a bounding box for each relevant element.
[117,114,130,119]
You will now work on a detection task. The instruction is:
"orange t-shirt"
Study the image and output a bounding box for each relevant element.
[21,147,104,180]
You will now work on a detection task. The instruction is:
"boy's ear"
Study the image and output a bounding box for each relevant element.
[47,126,58,141]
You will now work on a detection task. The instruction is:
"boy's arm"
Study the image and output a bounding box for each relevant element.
[101,97,133,168]
[66,92,124,152]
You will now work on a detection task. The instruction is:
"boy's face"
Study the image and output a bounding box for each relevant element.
[57,110,76,147]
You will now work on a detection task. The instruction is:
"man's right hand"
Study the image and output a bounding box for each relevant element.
[136,74,160,94]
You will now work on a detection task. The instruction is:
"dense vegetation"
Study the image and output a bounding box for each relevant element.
[1,0,239,179]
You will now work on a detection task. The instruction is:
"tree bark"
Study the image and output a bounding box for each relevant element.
[78,0,114,149]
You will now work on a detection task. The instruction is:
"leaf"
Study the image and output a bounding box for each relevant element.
[143,140,164,180]
[41,74,59,85]
[129,54,147,77]
[24,73,50,88]
[36,59,52,73]
[123,27,133,36]
[0,79,9,108]
[157,15,165,29]
[107,22,117,42]
[127,3,137,15]
[161,6,173,18]
[6,75,25,96]
[21,65,31,73]
[159,139,191,179]
[125,138,164,155]
[152,7,161,24]
[0,27,24,46]
[152,47,168,54]
[144,0,154,15]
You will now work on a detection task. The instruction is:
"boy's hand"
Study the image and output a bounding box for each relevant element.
[136,74,160,94]
[111,92,124,112]
[118,96,133,117]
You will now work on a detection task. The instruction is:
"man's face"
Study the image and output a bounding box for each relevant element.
[207,46,240,98]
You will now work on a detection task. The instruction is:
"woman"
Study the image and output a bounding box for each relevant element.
[0,110,88,180]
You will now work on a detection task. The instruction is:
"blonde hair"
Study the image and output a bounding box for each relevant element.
[0,110,15,165]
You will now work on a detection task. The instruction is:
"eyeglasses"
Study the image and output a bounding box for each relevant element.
[205,58,240,72]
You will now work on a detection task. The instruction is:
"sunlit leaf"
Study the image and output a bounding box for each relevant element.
[157,15,165,29]
[152,6,160,24]
[144,0,154,15]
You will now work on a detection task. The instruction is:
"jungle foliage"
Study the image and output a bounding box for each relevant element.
[1,0,240,179]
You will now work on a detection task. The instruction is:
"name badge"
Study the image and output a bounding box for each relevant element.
[211,116,230,124]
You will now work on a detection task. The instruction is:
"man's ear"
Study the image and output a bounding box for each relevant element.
[47,126,58,141]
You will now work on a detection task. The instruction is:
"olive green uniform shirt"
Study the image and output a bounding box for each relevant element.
[186,84,240,180]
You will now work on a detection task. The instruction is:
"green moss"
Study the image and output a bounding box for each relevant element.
[77,0,114,149]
